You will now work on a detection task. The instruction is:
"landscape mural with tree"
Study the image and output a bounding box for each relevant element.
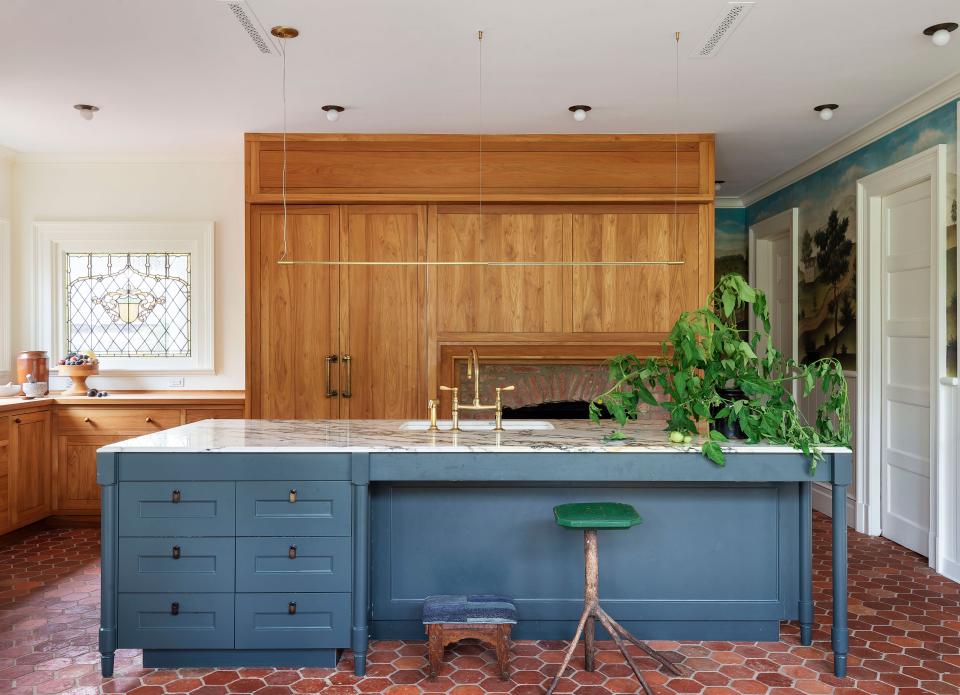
[747,99,959,374]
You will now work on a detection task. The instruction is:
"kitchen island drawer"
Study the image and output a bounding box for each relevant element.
[119,482,235,536]
[236,537,351,592]
[235,593,350,649]
[118,593,234,649]
[119,538,235,592]
[236,481,351,536]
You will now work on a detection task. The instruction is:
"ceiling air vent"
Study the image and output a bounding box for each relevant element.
[222,1,276,55]
[692,2,755,58]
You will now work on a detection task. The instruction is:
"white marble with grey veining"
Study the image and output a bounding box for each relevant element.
[98,419,851,455]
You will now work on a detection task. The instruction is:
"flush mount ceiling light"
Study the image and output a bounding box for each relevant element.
[322,105,345,122]
[924,22,958,47]
[270,25,299,39]
[569,105,592,122]
[73,104,99,121]
[814,103,839,121]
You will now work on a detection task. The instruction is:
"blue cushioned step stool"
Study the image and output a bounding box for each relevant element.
[422,594,517,680]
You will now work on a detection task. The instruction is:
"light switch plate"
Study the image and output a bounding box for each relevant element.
[167,377,185,388]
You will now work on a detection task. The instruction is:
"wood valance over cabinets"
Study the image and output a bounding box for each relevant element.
[245,134,715,419]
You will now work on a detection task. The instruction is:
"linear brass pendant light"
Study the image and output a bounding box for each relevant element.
[275,26,685,268]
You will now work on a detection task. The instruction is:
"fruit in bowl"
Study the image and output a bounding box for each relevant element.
[58,351,100,395]
[58,350,99,367]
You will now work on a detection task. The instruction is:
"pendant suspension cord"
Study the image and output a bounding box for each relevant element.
[478,29,483,233]
[674,31,680,236]
[279,35,289,262]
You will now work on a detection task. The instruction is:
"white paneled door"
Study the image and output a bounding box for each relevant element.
[880,180,932,557]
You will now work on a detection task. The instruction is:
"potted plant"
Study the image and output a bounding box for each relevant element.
[590,274,851,470]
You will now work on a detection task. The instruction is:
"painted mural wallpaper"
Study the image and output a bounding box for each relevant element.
[714,207,748,280]
[747,99,959,374]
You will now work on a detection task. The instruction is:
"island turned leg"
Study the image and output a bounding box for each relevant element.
[799,482,813,646]
[352,478,370,677]
[831,482,849,677]
[99,481,118,677]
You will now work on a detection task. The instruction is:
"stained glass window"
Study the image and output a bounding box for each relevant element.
[64,252,191,358]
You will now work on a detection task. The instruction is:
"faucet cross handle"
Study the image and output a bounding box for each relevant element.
[494,385,516,431]
[438,385,461,431]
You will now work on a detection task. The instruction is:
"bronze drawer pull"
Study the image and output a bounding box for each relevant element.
[324,355,338,398]
[288,545,297,559]
[289,489,297,503]
[342,354,352,398]
[288,602,297,615]
[145,417,153,423]
[171,489,181,503]
[171,602,180,616]
[83,417,91,423]
[13,418,21,424]
[172,545,181,560]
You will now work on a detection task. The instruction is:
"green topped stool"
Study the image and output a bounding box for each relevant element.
[546,502,683,695]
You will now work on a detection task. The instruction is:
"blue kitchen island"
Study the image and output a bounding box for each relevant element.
[96,419,853,678]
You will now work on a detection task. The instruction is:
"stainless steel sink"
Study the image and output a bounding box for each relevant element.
[399,420,555,432]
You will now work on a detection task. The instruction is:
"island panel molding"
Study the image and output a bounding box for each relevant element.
[245,134,716,420]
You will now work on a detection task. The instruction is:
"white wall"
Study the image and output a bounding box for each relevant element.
[10,157,244,390]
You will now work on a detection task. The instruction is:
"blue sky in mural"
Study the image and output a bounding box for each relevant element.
[715,207,747,259]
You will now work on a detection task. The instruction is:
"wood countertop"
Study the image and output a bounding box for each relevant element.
[0,391,244,413]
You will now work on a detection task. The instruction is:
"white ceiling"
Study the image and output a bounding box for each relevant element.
[1,0,958,195]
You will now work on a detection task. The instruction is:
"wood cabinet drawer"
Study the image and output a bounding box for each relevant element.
[184,408,244,424]
[236,537,351,593]
[119,538,235,592]
[236,481,351,536]
[118,593,234,649]
[234,593,350,649]
[58,407,181,434]
[119,482,235,536]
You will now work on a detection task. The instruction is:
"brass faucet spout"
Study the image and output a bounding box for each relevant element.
[469,348,481,406]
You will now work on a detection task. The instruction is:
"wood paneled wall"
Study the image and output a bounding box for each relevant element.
[245,134,715,419]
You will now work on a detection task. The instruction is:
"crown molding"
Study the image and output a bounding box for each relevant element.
[14,152,242,165]
[741,70,960,207]
[0,145,18,161]
[715,196,745,209]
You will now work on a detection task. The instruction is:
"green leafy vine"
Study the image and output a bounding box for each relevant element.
[589,273,851,471]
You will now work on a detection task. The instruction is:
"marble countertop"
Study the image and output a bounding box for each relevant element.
[99,419,851,455]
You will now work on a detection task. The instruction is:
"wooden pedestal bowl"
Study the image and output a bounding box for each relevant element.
[59,364,99,396]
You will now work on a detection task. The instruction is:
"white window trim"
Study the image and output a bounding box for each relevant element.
[35,221,215,375]
[0,219,10,381]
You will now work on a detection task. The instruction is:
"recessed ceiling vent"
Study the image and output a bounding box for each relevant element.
[222,1,276,55]
[692,2,755,58]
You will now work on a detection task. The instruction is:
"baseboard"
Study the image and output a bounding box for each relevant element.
[46,514,99,528]
[811,482,856,528]
[939,556,960,584]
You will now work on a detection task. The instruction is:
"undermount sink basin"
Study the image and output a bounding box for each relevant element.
[399,420,555,432]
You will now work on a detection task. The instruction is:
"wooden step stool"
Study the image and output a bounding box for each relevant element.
[422,594,517,680]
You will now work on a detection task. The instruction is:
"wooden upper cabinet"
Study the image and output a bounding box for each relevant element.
[340,205,426,419]
[571,207,705,334]
[434,206,565,334]
[246,134,715,202]
[250,205,340,419]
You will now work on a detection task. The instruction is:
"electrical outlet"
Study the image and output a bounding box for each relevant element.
[167,377,185,388]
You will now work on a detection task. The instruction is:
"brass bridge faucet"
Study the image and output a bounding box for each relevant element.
[434,348,514,431]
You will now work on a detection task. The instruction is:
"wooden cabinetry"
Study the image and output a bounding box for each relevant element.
[0,416,10,530]
[246,134,716,420]
[249,204,427,419]
[9,410,51,528]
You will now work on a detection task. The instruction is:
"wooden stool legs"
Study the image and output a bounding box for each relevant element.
[545,530,683,695]
[426,622,511,681]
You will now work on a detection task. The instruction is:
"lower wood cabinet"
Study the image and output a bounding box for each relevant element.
[57,435,121,513]
[10,410,51,528]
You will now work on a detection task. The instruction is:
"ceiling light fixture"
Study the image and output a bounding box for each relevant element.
[924,22,958,47]
[322,105,345,122]
[73,104,99,121]
[814,103,838,121]
[568,105,591,122]
[272,25,298,263]
[270,25,299,39]
[715,180,726,192]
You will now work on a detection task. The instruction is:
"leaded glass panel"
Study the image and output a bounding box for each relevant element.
[64,252,191,357]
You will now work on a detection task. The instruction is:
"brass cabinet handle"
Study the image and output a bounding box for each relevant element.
[172,545,181,559]
[171,489,181,503]
[171,602,180,616]
[288,489,297,503]
[83,417,91,423]
[288,601,297,615]
[342,354,352,398]
[288,545,297,559]
[13,418,21,424]
[145,417,153,423]
[324,354,339,397]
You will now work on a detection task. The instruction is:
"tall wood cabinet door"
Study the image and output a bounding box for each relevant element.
[10,411,50,525]
[0,416,10,532]
[434,206,566,334]
[571,208,702,334]
[252,206,340,419]
[340,205,426,419]
[56,435,119,513]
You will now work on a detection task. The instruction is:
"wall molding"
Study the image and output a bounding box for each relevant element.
[811,482,858,530]
[715,196,745,209]
[15,152,242,165]
[0,145,17,161]
[742,70,960,206]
